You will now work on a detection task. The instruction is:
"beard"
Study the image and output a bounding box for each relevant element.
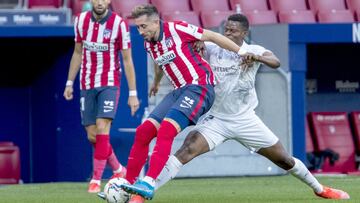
[93,7,106,16]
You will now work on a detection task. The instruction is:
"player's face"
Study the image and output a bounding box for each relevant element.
[91,0,110,16]
[224,20,248,45]
[135,15,160,42]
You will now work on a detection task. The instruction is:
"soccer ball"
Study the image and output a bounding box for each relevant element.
[104,178,130,203]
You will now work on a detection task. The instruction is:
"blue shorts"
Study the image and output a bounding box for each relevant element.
[149,84,215,125]
[80,86,120,126]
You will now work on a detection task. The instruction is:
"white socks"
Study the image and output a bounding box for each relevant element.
[155,155,183,190]
[288,157,323,193]
[143,176,156,188]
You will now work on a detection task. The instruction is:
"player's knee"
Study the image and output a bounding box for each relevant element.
[96,119,111,133]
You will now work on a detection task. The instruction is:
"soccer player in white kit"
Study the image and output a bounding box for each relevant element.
[155,14,349,200]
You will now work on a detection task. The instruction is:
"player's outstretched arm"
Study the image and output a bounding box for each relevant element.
[63,42,82,101]
[122,48,140,116]
[200,29,246,55]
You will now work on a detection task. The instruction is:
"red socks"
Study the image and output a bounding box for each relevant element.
[146,120,178,179]
[92,134,110,180]
[126,120,157,184]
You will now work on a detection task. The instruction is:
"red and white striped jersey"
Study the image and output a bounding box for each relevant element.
[74,11,131,90]
[145,21,215,89]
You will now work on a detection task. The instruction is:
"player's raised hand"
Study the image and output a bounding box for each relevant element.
[128,96,140,116]
[63,86,74,100]
[241,53,259,72]
[149,82,160,98]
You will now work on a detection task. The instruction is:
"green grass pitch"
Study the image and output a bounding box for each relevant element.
[0,175,359,203]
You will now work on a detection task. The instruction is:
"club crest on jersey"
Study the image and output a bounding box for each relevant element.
[103,29,112,39]
[155,50,176,66]
[165,37,174,48]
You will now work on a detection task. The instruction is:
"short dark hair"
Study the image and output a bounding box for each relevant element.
[131,4,159,19]
[227,14,249,30]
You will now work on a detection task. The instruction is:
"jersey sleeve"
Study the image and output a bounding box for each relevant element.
[118,20,131,50]
[249,45,270,56]
[203,42,217,61]
[74,16,82,43]
[174,21,204,42]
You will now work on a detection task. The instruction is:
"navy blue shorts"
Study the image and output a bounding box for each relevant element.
[80,86,120,126]
[149,84,215,125]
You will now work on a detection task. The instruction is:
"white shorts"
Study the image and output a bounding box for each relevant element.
[193,113,279,152]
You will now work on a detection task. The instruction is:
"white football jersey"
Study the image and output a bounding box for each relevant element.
[204,41,269,117]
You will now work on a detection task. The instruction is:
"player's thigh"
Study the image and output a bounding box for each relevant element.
[192,114,228,151]
[170,84,215,124]
[231,115,279,152]
[80,89,97,126]
[96,86,119,120]
[148,90,180,124]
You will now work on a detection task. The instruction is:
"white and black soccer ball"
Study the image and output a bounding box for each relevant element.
[104,178,130,203]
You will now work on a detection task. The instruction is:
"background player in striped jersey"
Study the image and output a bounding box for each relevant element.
[119,4,247,202]
[154,14,349,200]
[63,0,139,193]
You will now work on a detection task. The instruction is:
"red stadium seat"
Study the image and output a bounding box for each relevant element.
[200,11,234,28]
[229,0,269,12]
[71,0,88,16]
[162,11,201,27]
[111,0,149,15]
[28,0,62,8]
[268,0,308,13]
[190,0,230,13]
[243,10,278,25]
[347,0,360,13]
[151,0,191,13]
[279,10,316,23]
[308,0,347,13]
[0,145,20,184]
[318,10,355,23]
[308,112,356,173]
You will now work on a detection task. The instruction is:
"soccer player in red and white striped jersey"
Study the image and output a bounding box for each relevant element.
[120,4,246,201]
[63,0,139,193]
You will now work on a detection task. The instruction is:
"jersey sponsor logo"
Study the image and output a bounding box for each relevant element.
[83,41,109,52]
[103,100,114,113]
[180,96,194,109]
[155,50,176,66]
[103,29,112,39]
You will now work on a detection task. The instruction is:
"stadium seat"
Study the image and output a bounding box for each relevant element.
[71,0,88,16]
[308,112,357,173]
[308,0,347,13]
[162,11,201,27]
[306,120,316,152]
[268,0,308,13]
[317,10,355,23]
[151,0,191,13]
[111,0,149,15]
[190,0,230,13]
[0,145,20,184]
[200,11,234,28]
[229,0,269,12]
[279,10,316,23]
[347,0,360,13]
[28,0,62,9]
[243,10,278,25]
